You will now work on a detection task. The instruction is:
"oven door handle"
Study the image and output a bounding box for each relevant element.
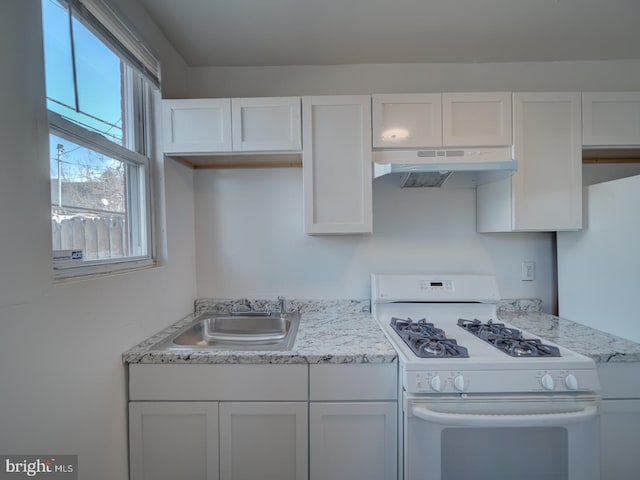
[410,404,598,427]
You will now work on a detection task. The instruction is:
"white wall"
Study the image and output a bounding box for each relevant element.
[558,175,640,343]
[0,2,194,479]
[189,59,640,313]
[195,168,556,311]
[188,60,640,98]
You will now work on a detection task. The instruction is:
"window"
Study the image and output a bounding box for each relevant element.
[41,0,160,277]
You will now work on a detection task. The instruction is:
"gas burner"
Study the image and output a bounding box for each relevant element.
[391,317,469,358]
[392,318,447,339]
[457,318,561,357]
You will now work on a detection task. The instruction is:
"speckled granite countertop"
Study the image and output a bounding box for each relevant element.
[123,298,640,365]
[123,299,397,365]
[497,299,640,363]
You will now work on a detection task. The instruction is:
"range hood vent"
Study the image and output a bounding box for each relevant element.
[373,147,517,188]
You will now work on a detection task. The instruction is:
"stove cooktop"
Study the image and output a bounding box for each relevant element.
[371,274,600,394]
[391,317,561,359]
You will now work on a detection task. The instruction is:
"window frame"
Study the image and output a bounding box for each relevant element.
[43,0,159,279]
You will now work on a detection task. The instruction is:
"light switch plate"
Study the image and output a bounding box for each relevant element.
[521,261,535,281]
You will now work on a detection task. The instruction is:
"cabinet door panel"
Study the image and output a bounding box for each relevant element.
[512,92,582,231]
[600,400,640,479]
[303,96,372,234]
[583,92,640,146]
[372,94,442,148]
[219,402,308,480]
[162,99,232,153]
[232,97,301,151]
[310,402,397,480]
[443,92,512,146]
[129,402,219,480]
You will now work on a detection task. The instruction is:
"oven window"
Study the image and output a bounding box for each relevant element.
[441,427,568,480]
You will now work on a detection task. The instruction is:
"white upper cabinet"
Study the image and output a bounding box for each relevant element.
[231,97,301,151]
[302,95,373,235]
[372,94,442,148]
[477,92,582,232]
[442,92,512,146]
[372,92,511,148]
[163,98,232,154]
[582,92,640,146]
[162,97,301,155]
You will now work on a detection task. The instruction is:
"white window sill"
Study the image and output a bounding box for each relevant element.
[53,257,156,281]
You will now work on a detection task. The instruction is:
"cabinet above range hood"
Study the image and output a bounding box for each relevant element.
[373,146,517,188]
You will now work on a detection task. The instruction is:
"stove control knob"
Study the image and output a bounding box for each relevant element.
[564,374,579,390]
[540,373,555,390]
[453,375,466,392]
[430,376,442,392]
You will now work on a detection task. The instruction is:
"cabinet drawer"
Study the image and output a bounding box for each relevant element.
[597,363,640,399]
[309,364,397,401]
[129,364,308,401]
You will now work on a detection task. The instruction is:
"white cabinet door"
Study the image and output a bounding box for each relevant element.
[129,402,219,480]
[372,94,442,148]
[302,96,373,234]
[231,97,301,151]
[442,92,512,146]
[162,99,232,153]
[309,402,397,480]
[372,92,511,149]
[583,92,640,146]
[477,92,582,232]
[219,402,308,480]
[597,363,640,479]
[600,399,640,480]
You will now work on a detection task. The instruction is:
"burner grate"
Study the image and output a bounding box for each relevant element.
[391,317,469,358]
[457,318,561,357]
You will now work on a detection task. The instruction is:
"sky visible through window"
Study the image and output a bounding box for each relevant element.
[42,0,126,209]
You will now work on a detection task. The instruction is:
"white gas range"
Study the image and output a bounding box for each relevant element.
[371,274,601,480]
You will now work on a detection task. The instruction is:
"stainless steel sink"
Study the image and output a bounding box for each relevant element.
[153,311,301,351]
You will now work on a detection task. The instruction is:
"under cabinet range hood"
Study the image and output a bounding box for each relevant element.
[373,146,517,188]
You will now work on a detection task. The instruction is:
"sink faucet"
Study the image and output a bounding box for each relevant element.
[277,296,287,314]
[233,298,252,313]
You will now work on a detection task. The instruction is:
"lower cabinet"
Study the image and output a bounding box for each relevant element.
[129,402,220,480]
[129,401,307,480]
[309,402,397,480]
[309,364,398,480]
[128,363,398,480]
[600,399,640,479]
[219,402,308,480]
[597,363,640,479]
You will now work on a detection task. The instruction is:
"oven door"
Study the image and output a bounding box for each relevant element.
[404,393,600,480]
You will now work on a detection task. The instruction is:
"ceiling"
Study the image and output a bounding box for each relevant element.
[138,0,640,67]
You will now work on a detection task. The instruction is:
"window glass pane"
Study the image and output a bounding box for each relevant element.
[42,0,153,271]
[42,0,75,110]
[72,16,124,145]
[50,134,130,260]
[42,0,126,146]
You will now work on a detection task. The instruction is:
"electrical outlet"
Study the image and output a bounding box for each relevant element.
[521,261,535,281]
